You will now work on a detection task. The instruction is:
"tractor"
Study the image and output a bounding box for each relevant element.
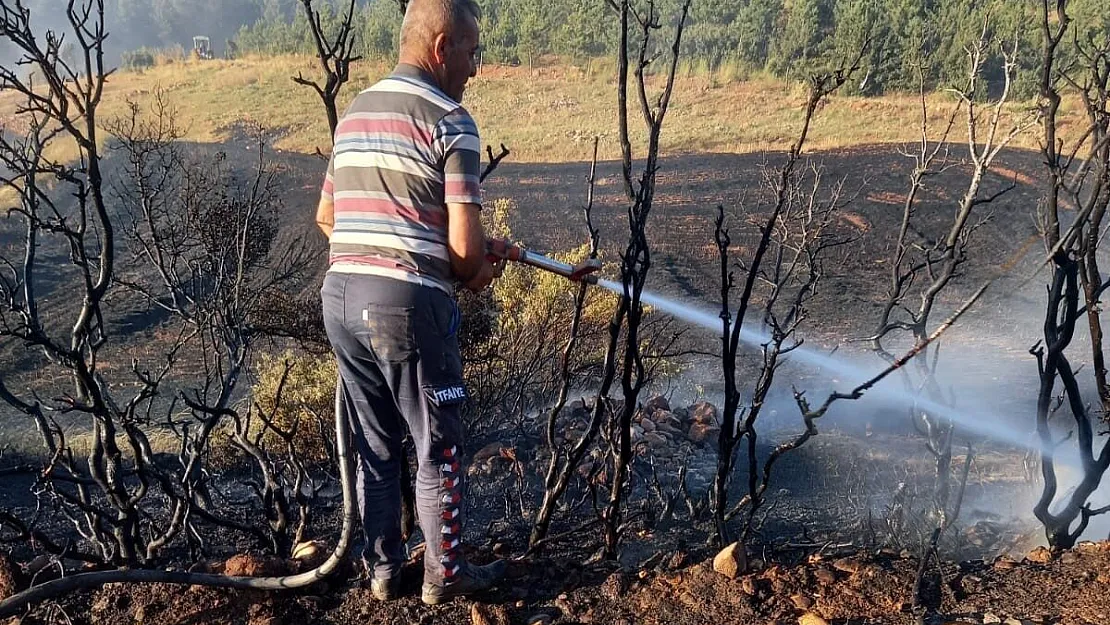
[192,36,213,60]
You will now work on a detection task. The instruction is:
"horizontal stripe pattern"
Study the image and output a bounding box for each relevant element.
[322,64,483,290]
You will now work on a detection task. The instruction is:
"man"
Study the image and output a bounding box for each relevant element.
[315,0,504,605]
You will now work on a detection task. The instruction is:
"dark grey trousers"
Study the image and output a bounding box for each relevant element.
[321,272,468,586]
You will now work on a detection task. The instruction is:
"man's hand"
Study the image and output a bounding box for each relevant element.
[464,257,504,292]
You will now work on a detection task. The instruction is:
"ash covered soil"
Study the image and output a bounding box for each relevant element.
[6,540,1110,625]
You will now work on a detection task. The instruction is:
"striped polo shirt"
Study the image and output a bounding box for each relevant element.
[322,64,482,294]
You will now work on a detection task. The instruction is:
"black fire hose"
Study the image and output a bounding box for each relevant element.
[0,394,359,619]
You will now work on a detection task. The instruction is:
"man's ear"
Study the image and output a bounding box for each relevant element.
[432,32,450,65]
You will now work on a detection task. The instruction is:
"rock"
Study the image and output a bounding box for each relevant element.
[982,614,1002,624]
[471,603,509,625]
[740,577,756,596]
[1003,619,1033,625]
[798,613,829,625]
[656,420,683,437]
[643,432,668,448]
[690,401,718,425]
[222,554,290,577]
[631,425,645,442]
[812,568,836,585]
[527,614,554,625]
[1026,547,1054,564]
[291,540,328,570]
[601,571,629,599]
[22,554,50,578]
[790,594,814,610]
[1059,551,1078,564]
[472,442,503,463]
[993,557,1018,571]
[666,550,690,570]
[640,418,657,433]
[831,557,862,574]
[687,422,720,446]
[713,542,748,579]
[644,394,671,415]
[0,554,16,602]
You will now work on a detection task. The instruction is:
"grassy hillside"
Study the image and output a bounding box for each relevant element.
[0,54,1083,164]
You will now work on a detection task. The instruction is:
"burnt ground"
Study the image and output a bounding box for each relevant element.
[2,139,1101,624]
[11,539,1110,625]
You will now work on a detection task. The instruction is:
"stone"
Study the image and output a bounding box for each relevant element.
[798,613,829,625]
[640,418,657,433]
[527,614,554,625]
[831,557,861,574]
[472,442,503,463]
[666,550,690,570]
[643,432,668,448]
[1059,551,1078,564]
[993,558,1018,571]
[687,422,720,446]
[1026,547,1054,565]
[740,577,756,596]
[291,540,328,570]
[690,401,719,425]
[982,614,1002,624]
[713,542,748,580]
[0,554,16,602]
[812,568,836,585]
[471,604,509,625]
[656,420,683,437]
[644,394,671,415]
[790,594,814,610]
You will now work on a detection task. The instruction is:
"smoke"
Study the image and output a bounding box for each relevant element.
[0,0,276,68]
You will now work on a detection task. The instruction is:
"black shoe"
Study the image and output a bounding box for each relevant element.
[371,576,402,601]
[421,560,507,605]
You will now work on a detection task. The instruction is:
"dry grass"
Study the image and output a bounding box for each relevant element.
[0,54,1089,166]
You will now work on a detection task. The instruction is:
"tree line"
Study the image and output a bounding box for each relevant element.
[238,0,1106,97]
[4,0,1101,98]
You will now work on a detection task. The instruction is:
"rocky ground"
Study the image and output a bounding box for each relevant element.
[3,538,1109,625]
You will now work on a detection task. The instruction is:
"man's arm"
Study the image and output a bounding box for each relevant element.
[439,107,498,292]
[447,202,497,292]
[316,196,335,240]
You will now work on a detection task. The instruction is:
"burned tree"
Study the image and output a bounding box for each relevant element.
[0,0,141,565]
[596,0,691,560]
[528,138,601,551]
[294,0,361,143]
[711,54,864,545]
[0,0,322,572]
[867,20,1033,531]
[107,98,322,555]
[1031,0,1110,550]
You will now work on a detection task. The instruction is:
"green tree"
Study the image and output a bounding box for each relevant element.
[767,0,835,78]
[360,0,402,58]
[734,0,782,68]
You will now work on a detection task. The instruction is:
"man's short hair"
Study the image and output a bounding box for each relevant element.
[400,0,481,52]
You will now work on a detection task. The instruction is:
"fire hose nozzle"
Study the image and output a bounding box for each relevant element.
[486,238,601,284]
